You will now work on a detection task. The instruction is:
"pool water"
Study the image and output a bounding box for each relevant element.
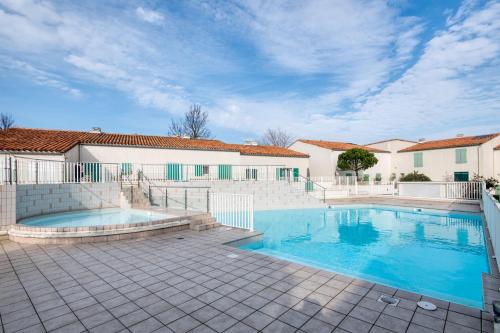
[20,208,172,227]
[238,205,489,308]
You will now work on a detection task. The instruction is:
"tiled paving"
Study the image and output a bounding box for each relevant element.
[0,227,495,333]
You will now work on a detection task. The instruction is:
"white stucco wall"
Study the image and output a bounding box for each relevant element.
[79,144,242,165]
[289,141,334,177]
[289,141,391,181]
[478,136,500,178]
[366,140,416,178]
[495,149,500,179]
[239,155,309,176]
[397,146,481,181]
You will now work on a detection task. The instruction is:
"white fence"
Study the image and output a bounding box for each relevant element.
[483,189,500,271]
[209,192,254,231]
[398,182,483,200]
[1,156,290,184]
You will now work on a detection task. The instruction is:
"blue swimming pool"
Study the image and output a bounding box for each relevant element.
[238,205,489,308]
[20,208,172,227]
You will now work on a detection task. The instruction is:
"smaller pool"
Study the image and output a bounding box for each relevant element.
[20,208,172,227]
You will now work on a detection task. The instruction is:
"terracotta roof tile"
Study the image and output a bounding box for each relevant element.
[399,133,499,152]
[0,127,306,158]
[298,139,389,153]
[227,144,309,158]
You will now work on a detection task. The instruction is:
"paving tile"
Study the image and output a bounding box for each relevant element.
[338,316,372,333]
[205,313,238,332]
[259,302,289,318]
[411,312,445,332]
[374,314,409,333]
[325,299,355,315]
[224,302,255,321]
[51,321,87,333]
[406,323,441,333]
[191,306,221,323]
[293,300,323,316]
[381,305,413,322]
[224,322,258,333]
[349,305,380,324]
[278,309,310,328]
[300,317,336,333]
[129,317,163,333]
[242,311,274,331]
[80,310,115,329]
[261,320,296,333]
[313,308,345,326]
[43,313,79,331]
[444,321,481,333]
[447,311,482,330]
[167,315,202,333]
[119,309,152,327]
[89,319,125,333]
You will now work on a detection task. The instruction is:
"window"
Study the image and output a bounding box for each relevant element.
[454,172,469,182]
[414,152,423,168]
[166,163,183,181]
[375,173,382,182]
[218,165,232,180]
[121,163,132,176]
[293,168,299,182]
[194,165,209,177]
[455,148,467,164]
[363,174,369,182]
[245,168,258,180]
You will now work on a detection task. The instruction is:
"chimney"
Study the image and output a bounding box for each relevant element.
[456,133,464,137]
[418,138,426,142]
[90,127,102,134]
[244,139,258,146]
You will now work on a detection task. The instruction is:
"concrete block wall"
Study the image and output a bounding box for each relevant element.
[150,181,325,211]
[0,185,16,232]
[16,183,121,220]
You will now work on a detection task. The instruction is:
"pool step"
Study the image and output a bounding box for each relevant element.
[189,214,220,231]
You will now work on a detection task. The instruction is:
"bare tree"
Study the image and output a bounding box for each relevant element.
[168,104,211,139]
[0,113,14,131]
[259,128,294,147]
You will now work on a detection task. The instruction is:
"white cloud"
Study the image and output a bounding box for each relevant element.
[136,7,164,24]
[0,56,81,97]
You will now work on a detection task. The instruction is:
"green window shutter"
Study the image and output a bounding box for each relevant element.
[293,168,299,182]
[218,165,232,180]
[195,165,203,177]
[375,173,382,181]
[84,163,101,182]
[167,163,183,181]
[414,152,423,168]
[276,167,286,180]
[455,148,467,164]
[363,174,369,181]
[121,163,132,175]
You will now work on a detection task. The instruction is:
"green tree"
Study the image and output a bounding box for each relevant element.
[337,148,378,180]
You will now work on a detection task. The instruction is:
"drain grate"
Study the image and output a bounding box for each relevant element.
[377,294,400,306]
[176,236,184,240]
[417,301,437,311]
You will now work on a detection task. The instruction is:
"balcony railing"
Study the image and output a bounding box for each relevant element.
[1,156,294,184]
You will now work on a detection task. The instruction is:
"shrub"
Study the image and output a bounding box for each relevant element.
[472,174,499,189]
[400,171,431,182]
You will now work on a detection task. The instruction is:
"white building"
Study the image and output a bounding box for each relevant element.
[0,127,309,181]
[289,139,392,181]
[395,134,500,181]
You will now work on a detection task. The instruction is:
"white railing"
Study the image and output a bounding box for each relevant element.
[1,156,290,184]
[209,192,254,231]
[483,189,500,271]
[398,182,483,200]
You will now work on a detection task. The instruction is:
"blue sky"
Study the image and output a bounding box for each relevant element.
[0,0,499,144]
